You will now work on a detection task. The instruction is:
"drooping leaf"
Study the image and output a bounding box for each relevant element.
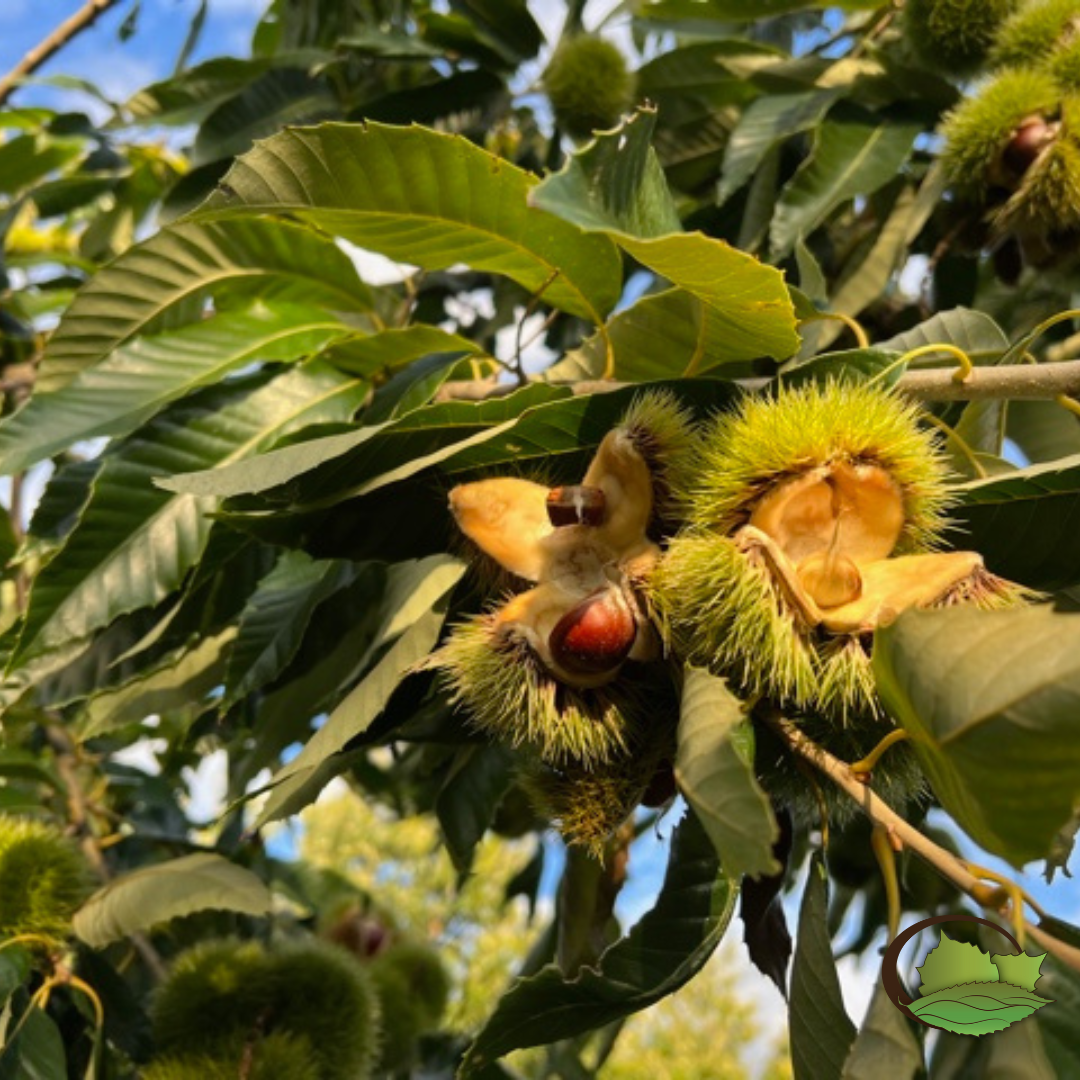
[909,981,1051,1036]
[8,363,366,669]
[3,1003,67,1079]
[874,604,1080,867]
[37,218,372,392]
[72,853,272,949]
[675,667,780,879]
[917,933,999,996]
[460,811,737,1074]
[1006,400,1080,464]
[770,109,923,258]
[841,981,923,1080]
[790,854,856,1080]
[739,807,792,998]
[955,454,1080,590]
[196,123,623,324]
[0,301,352,474]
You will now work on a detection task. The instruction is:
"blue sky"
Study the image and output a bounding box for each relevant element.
[0,0,266,112]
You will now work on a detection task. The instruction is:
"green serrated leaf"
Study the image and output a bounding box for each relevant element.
[0,301,352,475]
[196,122,622,324]
[909,981,1052,1036]
[254,555,465,826]
[37,218,372,393]
[8,363,366,670]
[72,853,272,949]
[918,932,999,996]
[991,951,1048,994]
[675,667,779,879]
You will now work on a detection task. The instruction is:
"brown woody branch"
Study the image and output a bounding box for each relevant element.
[0,0,124,106]
[433,360,1080,404]
[768,715,1080,974]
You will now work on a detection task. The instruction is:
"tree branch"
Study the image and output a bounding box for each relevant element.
[433,360,1080,404]
[767,714,1080,974]
[0,0,124,106]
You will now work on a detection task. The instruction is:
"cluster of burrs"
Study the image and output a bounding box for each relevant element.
[434,383,1030,850]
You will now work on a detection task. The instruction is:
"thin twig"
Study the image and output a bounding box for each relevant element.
[433,359,1080,404]
[0,0,124,106]
[768,715,1080,973]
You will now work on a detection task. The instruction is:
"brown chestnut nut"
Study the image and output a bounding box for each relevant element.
[1002,115,1054,180]
[546,484,606,527]
[548,588,636,675]
[640,760,677,808]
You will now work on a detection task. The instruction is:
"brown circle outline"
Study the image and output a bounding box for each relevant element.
[880,913,1021,1027]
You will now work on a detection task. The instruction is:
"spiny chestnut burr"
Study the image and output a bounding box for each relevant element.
[549,588,637,676]
[546,484,606,527]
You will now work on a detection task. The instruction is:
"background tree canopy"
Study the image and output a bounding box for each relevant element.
[0,1,1079,1077]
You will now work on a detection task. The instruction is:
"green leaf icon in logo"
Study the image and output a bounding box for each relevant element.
[907,931,1052,1035]
[908,982,1052,1035]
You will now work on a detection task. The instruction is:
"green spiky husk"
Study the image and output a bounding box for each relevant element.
[1048,38,1080,92]
[941,67,1061,198]
[142,1033,321,1080]
[618,389,698,538]
[153,939,381,1080]
[0,817,91,941]
[991,0,1080,70]
[684,382,952,554]
[432,613,645,768]
[369,941,450,1026]
[905,0,1020,73]
[524,720,677,856]
[543,35,636,139]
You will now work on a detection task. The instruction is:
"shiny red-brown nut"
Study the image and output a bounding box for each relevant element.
[548,589,636,675]
[546,484,606,527]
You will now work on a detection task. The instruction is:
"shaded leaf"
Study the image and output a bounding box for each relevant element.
[220,552,359,712]
[841,981,923,1080]
[9,363,366,668]
[0,301,351,474]
[874,604,1080,867]
[197,123,622,324]
[675,668,780,879]
[460,812,737,1074]
[877,308,1009,362]
[771,110,922,258]
[72,853,272,948]
[255,556,465,826]
[323,325,484,379]
[739,808,792,998]
[790,854,856,1080]
[955,454,1080,590]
